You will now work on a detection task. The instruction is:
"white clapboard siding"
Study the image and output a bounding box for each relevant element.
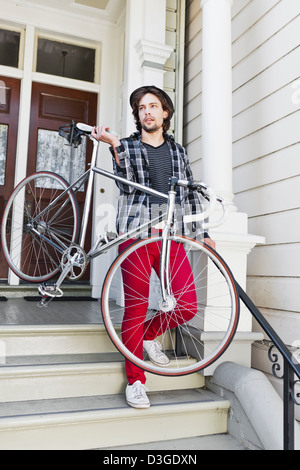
[233,143,300,194]
[183,0,300,343]
[184,51,202,93]
[233,110,300,168]
[232,14,300,91]
[233,83,299,142]
[248,209,300,246]
[184,0,203,171]
[247,276,300,324]
[235,175,300,218]
[183,94,202,130]
[232,0,299,66]
[231,0,279,44]
[233,46,300,116]
[184,70,202,109]
[165,0,177,80]
[164,0,178,135]
[247,277,300,314]
[247,244,300,278]
[231,0,300,343]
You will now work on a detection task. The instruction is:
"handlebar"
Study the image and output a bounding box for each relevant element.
[181,180,229,229]
[58,122,117,147]
[76,122,94,133]
[77,122,118,137]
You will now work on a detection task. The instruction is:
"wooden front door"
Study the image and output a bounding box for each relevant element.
[27,82,97,281]
[0,77,20,279]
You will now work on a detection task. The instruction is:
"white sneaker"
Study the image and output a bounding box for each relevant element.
[143,340,170,366]
[126,380,150,409]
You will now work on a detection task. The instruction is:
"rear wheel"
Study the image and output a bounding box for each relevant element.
[101,235,240,376]
[1,171,80,282]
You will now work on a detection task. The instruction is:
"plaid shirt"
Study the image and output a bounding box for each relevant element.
[110,131,206,238]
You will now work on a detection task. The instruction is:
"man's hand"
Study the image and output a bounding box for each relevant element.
[91,126,120,146]
[91,126,121,166]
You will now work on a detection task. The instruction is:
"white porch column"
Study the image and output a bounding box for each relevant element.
[201,0,234,204]
[122,0,173,136]
[199,0,265,375]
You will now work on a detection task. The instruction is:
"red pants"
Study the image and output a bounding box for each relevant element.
[119,238,197,384]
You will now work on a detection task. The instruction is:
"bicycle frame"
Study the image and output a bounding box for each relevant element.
[36,136,177,305]
[79,138,180,307]
[35,127,227,305]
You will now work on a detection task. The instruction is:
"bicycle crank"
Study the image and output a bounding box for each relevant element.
[61,245,88,280]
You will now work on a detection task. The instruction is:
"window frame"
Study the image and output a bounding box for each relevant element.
[33,32,100,84]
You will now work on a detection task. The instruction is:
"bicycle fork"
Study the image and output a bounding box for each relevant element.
[159,183,177,311]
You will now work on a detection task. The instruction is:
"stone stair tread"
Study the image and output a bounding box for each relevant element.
[0,388,225,420]
[106,433,250,450]
[0,351,195,368]
[0,352,124,367]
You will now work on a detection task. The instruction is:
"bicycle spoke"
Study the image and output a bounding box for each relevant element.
[101,235,239,376]
[2,172,79,282]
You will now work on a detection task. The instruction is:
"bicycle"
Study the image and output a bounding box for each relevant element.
[1,122,239,377]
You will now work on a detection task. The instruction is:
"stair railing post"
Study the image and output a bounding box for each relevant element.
[284,360,295,450]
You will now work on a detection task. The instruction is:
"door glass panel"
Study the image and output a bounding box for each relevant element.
[0,29,20,68]
[36,129,86,191]
[0,124,8,185]
[36,38,95,83]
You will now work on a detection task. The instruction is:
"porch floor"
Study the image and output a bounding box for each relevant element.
[0,297,102,325]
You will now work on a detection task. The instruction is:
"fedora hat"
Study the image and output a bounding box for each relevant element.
[129,85,174,119]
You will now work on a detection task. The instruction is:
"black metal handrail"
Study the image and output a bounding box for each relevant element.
[236,283,300,450]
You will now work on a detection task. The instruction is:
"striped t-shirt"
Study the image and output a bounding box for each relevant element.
[143,141,172,205]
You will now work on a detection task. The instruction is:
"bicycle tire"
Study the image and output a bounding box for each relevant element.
[101,235,239,376]
[1,171,80,283]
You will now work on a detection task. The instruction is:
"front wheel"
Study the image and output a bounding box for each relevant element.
[1,171,80,283]
[101,235,240,376]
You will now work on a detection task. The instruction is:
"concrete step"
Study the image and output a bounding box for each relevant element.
[0,352,205,402]
[105,433,251,451]
[0,324,117,356]
[0,388,230,450]
[0,284,92,299]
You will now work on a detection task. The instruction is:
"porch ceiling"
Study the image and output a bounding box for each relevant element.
[74,0,109,9]
[17,0,124,24]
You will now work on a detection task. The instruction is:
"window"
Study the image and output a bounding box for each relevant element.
[0,29,21,68]
[36,37,96,83]
[36,129,86,191]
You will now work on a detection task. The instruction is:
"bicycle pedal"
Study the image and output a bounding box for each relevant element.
[38,283,63,299]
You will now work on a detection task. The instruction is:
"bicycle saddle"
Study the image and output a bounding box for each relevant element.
[59,121,85,147]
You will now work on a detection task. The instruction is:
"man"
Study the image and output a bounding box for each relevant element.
[92,85,214,408]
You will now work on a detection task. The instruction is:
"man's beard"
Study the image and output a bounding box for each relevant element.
[141,121,160,133]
